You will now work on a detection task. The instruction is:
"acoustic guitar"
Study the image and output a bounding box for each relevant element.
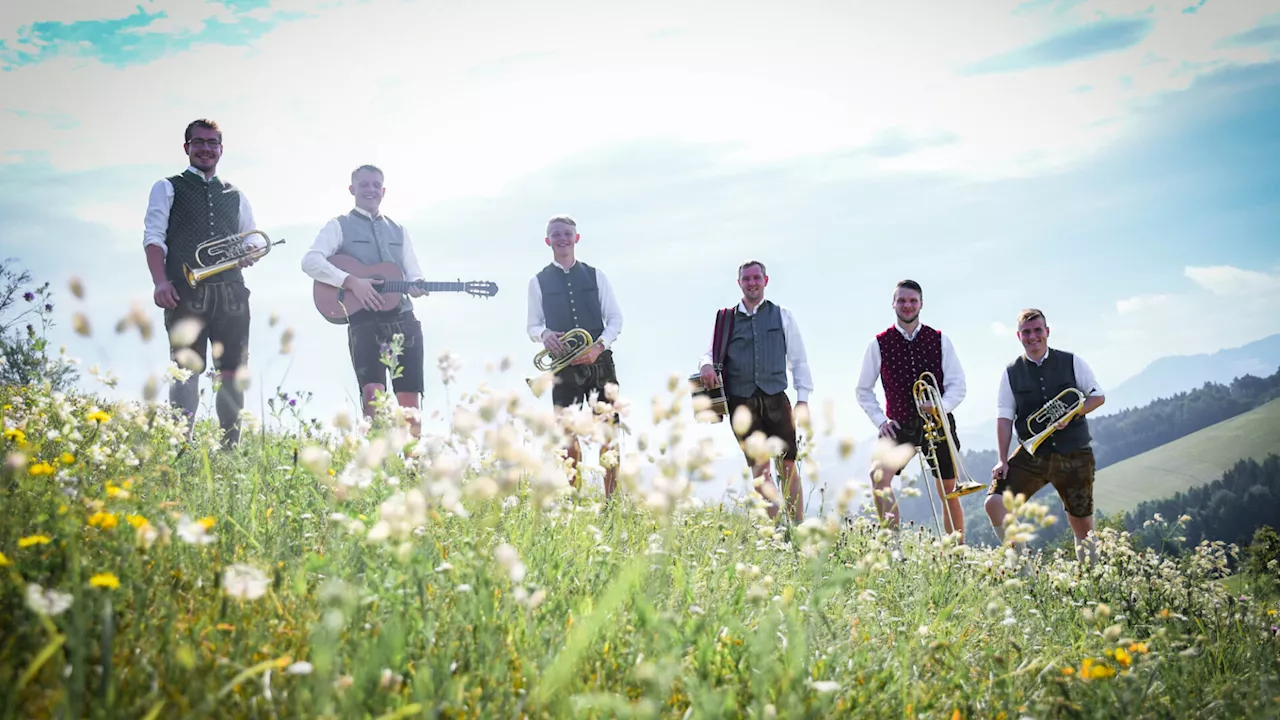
[313,255,499,324]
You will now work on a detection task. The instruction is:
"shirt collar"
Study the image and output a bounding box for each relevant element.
[737,299,769,316]
[351,207,383,221]
[894,321,922,341]
[1026,347,1052,366]
[551,258,577,272]
[185,166,216,183]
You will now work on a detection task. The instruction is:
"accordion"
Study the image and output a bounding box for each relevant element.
[690,369,729,423]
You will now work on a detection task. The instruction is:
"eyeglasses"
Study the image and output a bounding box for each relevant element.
[187,139,222,149]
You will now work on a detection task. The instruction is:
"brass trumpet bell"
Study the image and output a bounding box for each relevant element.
[183,229,285,288]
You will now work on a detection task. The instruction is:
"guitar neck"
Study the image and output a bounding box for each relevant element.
[378,280,466,293]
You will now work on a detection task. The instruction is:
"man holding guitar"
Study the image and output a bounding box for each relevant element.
[301,164,429,435]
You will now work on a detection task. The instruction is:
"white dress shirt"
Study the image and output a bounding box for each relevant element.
[526,259,624,349]
[142,166,257,256]
[697,300,814,403]
[997,348,1103,421]
[300,207,426,288]
[855,322,966,429]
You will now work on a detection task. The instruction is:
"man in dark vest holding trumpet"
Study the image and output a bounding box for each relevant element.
[526,215,625,499]
[698,260,812,524]
[987,308,1106,565]
[143,118,262,448]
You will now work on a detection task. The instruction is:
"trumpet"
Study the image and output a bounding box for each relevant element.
[183,230,285,288]
[1020,387,1086,456]
[526,328,597,391]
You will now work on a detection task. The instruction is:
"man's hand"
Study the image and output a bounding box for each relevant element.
[570,342,602,366]
[407,284,428,298]
[153,280,179,309]
[878,419,900,439]
[342,275,384,311]
[992,459,1008,481]
[1053,417,1072,431]
[699,363,719,389]
[541,330,565,354]
[236,257,256,269]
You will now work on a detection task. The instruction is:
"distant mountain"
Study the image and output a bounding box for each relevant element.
[1103,334,1280,413]
[959,333,1280,450]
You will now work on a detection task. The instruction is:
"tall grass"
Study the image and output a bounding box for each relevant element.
[1,357,1279,719]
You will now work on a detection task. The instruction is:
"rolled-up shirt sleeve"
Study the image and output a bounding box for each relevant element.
[996,370,1016,421]
[1074,355,1104,397]
[143,179,174,256]
[299,219,349,288]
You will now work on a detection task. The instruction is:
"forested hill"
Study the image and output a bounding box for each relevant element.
[1123,454,1280,553]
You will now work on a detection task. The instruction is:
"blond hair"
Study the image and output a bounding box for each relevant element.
[546,215,577,234]
[1017,308,1046,326]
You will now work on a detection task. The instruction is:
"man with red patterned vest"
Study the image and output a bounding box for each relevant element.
[856,279,984,538]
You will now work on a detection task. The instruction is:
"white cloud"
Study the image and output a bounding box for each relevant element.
[1184,265,1280,296]
[990,320,1011,336]
[1098,265,1280,383]
[1116,293,1171,314]
[0,0,1276,206]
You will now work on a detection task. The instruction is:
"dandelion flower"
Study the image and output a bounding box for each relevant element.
[18,534,52,548]
[0,551,10,567]
[86,409,111,424]
[90,572,120,590]
[28,462,55,477]
[88,511,119,530]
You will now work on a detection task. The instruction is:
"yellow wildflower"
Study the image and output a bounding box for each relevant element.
[197,516,216,531]
[59,452,75,465]
[4,428,26,445]
[86,410,111,424]
[216,623,236,631]
[18,534,52,548]
[0,550,9,566]
[1114,647,1132,667]
[1088,664,1116,679]
[1060,666,1075,675]
[29,462,55,477]
[90,572,120,590]
[1128,642,1149,654]
[127,514,149,529]
[88,511,119,530]
[105,483,129,499]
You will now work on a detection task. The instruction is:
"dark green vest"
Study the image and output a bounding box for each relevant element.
[164,172,242,287]
[335,211,410,314]
[537,261,604,341]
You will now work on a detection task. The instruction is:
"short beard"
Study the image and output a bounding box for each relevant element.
[896,312,918,325]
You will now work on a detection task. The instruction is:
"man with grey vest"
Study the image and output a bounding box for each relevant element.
[698,260,813,524]
[143,118,261,448]
[526,215,625,499]
[301,165,428,435]
[987,308,1106,564]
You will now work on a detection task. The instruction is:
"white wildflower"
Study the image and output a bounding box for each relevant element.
[223,564,270,601]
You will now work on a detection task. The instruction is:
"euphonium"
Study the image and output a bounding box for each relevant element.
[183,229,285,288]
[1020,387,1086,456]
[526,328,596,390]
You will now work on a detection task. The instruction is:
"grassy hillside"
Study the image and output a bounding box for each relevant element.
[1094,397,1280,515]
[2,377,1279,719]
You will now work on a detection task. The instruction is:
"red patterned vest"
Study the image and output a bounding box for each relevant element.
[876,324,944,423]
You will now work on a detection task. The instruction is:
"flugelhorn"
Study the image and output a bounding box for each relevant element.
[526,328,596,391]
[183,229,285,288]
[1020,387,1086,456]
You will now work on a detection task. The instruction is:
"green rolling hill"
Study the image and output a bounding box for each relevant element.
[1094,397,1280,515]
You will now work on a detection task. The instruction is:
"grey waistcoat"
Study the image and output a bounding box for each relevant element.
[723,301,788,398]
[335,211,411,314]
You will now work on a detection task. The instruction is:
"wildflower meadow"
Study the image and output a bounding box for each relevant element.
[2,289,1279,719]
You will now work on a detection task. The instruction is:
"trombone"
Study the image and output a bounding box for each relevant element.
[183,229,285,288]
[526,328,597,391]
[912,372,985,536]
[1020,387,1086,456]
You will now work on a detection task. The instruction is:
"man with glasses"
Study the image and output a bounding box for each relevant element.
[143,118,262,448]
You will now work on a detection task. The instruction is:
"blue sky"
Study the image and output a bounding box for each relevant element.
[1,0,1278,504]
